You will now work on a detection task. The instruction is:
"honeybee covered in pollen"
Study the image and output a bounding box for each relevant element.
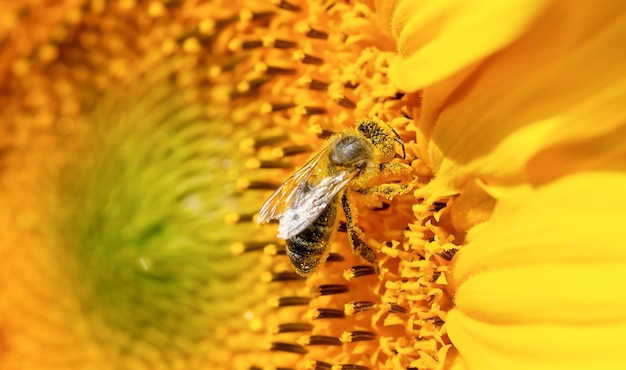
[257,117,412,276]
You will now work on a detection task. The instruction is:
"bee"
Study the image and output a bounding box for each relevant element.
[257,117,412,276]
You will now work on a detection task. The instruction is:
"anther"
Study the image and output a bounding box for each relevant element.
[437,249,458,261]
[311,284,349,296]
[372,202,390,211]
[199,16,238,35]
[230,241,273,254]
[336,364,370,370]
[316,129,335,139]
[340,331,376,343]
[308,308,345,320]
[270,271,307,282]
[224,212,255,224]
[337,221,347,233]
[240,10,275,22]
[246,159,294,169]
[242,40,264,49]
[275,322,314,333]
[344,301,376,315]
[334,96,356,109]
[306,361,332,370]
[343,265,376,280]
[270,296,311,307]
[325,253,344,262]
[270,342,308,354]
[264,244,286,255]
[240,134,289,151]
[387,302,408,314]
[297,76,329,90]
[271,38,298,49]
[256,63,297,75]
[273,0,301,11]
[279,145,313,157]
[298,24,329,39]
[261,102,296,114]
[295,106,327,116]
[294,51,323,65]
[431,201,447,212]
[299,335,342,346]
[236,178,279,191]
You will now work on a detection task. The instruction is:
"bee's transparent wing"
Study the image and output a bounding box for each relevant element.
[276,169,357,239]
[257,146,329,225]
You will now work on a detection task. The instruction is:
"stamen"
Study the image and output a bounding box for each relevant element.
[337,221,347,233]
[344,301,375,315]
[239,134,288,151]
[308,308,345,320]
[297,76,329,90]
[236,77,271,93]
[236,178,279,191]
[266,37,298,49]
[297,23,329,39]
[325,252,344,262]
[275,322,314,333]
[270,296,311,308]
[336,364,370,370]
[387,302,409,314]
[224,212,256,224]
[268,271,307,282]
[372,202,391,211]
[242,40,264,50]
[270,342,308,354]
[340,330,376,343]
[264,244,286,255]
[230,241,273,254]
[306,360,332,370]
[198,16,238,35]
[273,0,301,12]
[246,159,294,169]
[343,265,376,280]
[295,106,327,116]
[294,51,323,65]
[278,145,313,157]
[261,102,296,114]
[240,10,275,22]
[316,129,335,139]
[334,96,356,109]
[311,284,349,296]
[256,63,297,75]
[431,201,447,212]
[299,335,342,346]
[437,249,458,261]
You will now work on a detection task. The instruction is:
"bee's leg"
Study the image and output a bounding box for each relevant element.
[356,182,412,200]
[379,162,413,177]
[341,193,376,264]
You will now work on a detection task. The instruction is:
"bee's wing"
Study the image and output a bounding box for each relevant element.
[276,169,357,239]
[257,146,330,225]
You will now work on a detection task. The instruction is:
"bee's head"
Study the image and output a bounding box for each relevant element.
[357,117,405,160]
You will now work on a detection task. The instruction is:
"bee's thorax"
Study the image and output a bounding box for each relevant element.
[328,135,372,169]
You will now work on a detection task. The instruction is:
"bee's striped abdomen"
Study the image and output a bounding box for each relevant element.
[286,196,339,275]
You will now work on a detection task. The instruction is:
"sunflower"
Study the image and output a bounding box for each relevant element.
[1,1,625,370]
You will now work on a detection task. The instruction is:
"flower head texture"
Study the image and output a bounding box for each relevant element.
[1,1,626,370]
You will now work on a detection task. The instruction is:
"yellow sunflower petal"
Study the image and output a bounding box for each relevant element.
[447,309,626,370]
[447,171,626,368]
[387,0,550,91]
[420,1,626,196]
